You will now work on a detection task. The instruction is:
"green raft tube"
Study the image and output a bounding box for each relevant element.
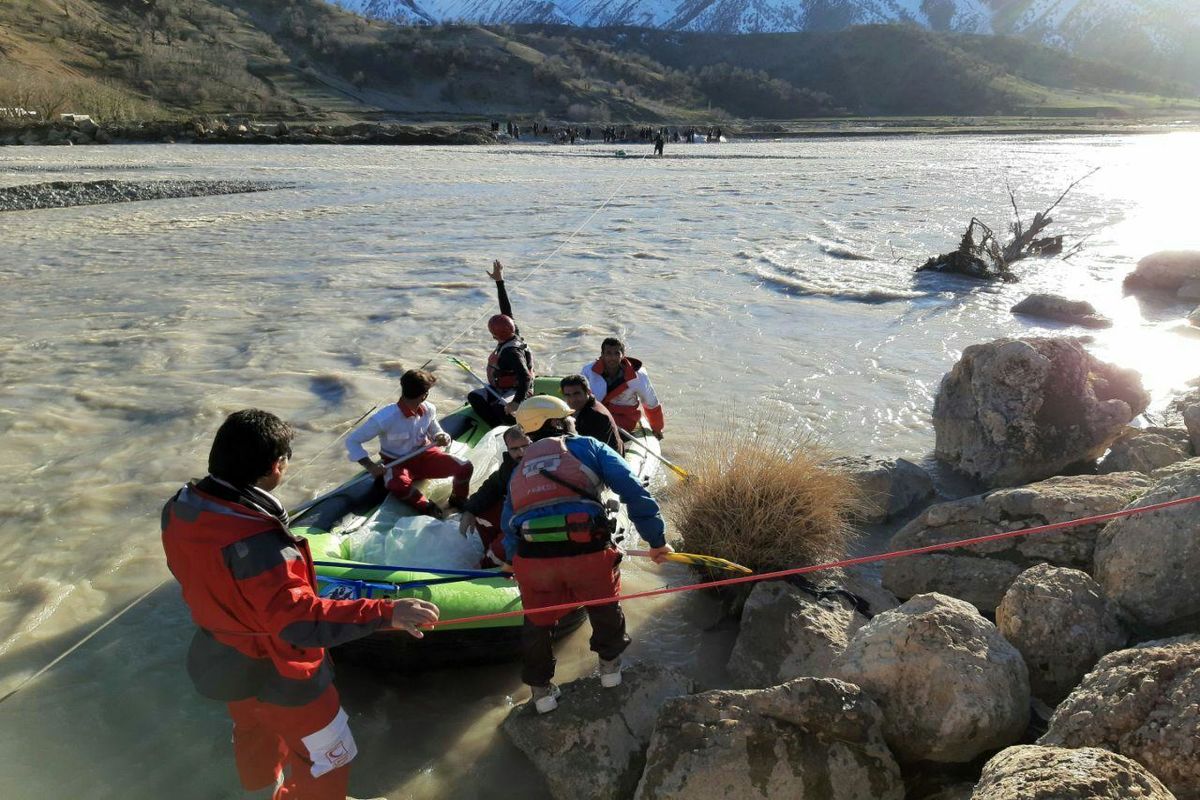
[289,377,662,670]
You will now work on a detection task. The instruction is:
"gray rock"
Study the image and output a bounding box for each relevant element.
[831,455,936,523]
[1186,407,1200,455]
[1163,388,1200,428]
[933,337,1149,487]
[1040,635,1200,800]
[1094,460,1200,633]
[1099,427,1193,474]
[1180,282,1200,302]
[996,563,1128,704]
[972,745,1176,799]
[727,581,868,688]
[1125,251,1200,296]
[634,678,904,800]
[882,472,1153,612]
[833,593,1030,763]
[502,663,693,800]
[1011,293,1113,329]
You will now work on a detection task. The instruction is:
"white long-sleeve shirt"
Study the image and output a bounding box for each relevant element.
[345,402,444,463]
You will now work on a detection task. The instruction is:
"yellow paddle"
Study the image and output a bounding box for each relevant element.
[625,549,752,574]
[618,428,692,481]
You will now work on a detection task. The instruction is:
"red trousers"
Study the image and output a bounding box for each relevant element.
[384,447,473,510]
[477,504,508,566]
[226,684,355,800]
[513,548,629,686]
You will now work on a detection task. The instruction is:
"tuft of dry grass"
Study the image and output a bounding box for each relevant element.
[665,424,864,574]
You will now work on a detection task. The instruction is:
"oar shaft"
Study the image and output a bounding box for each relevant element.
[449,357,508,404]
[618,428,689,479]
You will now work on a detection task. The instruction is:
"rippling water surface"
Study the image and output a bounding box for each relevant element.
[2,135,1199,798]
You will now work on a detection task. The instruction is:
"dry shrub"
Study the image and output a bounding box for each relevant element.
[666,423,863,574]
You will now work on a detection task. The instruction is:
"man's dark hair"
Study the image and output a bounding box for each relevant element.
[601,337,625,353]
[529,416,576,442]
[208,409,293,487]
[401,369,437,399]
[559,374,591,394]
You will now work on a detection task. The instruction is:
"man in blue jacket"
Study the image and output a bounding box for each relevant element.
[502,395,673,713]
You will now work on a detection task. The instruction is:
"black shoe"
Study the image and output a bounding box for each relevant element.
[424,504,446,520]
[446,495,467,512]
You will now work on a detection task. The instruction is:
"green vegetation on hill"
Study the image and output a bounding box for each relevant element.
[0,0,1195,124]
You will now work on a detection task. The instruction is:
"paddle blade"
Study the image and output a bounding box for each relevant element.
[665,552,752,574]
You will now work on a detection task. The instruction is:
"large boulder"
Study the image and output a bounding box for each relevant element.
[634,678,904,800]
[831,455,936,523]
[972,745,1176,799]
[996,563,1128,704]
[727,580,868,688]
[933,337,1148,487]
[1011,293,1112,329]
[1099,427,1193,474]
[1040,635,1200,800]
[502,663,693,800]
[1125,251,1200,298]
[1094,460,1200,634]
[833,593,1030,763]
[882,472,1153,612]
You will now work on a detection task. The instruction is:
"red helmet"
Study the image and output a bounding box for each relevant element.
[488,314,516,340]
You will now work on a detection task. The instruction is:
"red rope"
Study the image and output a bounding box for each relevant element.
[429,492,1200,629]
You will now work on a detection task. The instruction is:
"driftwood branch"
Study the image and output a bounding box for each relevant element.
[917,168,1098,283]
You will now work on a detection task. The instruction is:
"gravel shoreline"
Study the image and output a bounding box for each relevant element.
[0,179,292,212]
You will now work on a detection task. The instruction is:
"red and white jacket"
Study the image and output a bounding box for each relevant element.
[581,356,664,434]
[345,401,444,463]
[161,477,395,705]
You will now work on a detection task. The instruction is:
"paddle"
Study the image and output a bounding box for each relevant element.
[618,428,691,481]
[447,356,509,405]
[289,445,437,518]
[625,549,752,574]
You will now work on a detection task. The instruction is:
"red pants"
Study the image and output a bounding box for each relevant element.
[385,447,473,510]
[513,548,628,686]
[226,685,355,800]
[477,504,508,566]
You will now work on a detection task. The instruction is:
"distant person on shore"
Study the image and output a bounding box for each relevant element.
[459,425,531,567]
[468,259,535,428]
[162,409,440,798]
[346,369,473,517]
[654,132,664,156]
[561,374,623,455]
[501,396,672,713]
[581,337,665,439]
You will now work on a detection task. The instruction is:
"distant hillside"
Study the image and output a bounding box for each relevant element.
[332,0,1200,88]
[0,0,1194,124]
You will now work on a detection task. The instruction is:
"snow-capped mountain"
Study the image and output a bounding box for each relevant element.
[331,0,1200,59]
[334,0,996,34]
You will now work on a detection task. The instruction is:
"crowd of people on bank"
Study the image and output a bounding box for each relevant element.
[160,261,674,798]
[489,119,725,150]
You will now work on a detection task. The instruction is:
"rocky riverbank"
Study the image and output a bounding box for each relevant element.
[499,250,1200,800]
[0,118,497,147]
[0,179,291,212]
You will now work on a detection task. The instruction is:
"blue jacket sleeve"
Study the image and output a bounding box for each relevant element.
[501,492,518,564]
[570,437,666,548]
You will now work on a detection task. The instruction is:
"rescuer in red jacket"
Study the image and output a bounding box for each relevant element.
[162,409,439,799]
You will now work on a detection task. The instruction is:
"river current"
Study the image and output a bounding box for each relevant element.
[1,135,1198,798]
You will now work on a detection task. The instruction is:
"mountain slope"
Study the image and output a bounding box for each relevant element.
[332,0,1200,85]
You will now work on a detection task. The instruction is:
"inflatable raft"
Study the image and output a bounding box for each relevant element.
[290,376,662,669]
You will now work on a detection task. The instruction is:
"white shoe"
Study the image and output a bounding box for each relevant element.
[531,683,561,714]
[599,657,622,688]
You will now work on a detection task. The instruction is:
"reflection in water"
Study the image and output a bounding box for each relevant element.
[1,135,1199,798]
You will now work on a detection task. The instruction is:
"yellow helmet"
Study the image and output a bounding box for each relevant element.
[515,395,572,434]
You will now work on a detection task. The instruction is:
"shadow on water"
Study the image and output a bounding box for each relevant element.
[0,579,733,800]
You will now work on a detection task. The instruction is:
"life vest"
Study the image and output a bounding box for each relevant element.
[508,437,617,555]
[510,437,604,515]
[487,337,533,391]
[594,358,643,431]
